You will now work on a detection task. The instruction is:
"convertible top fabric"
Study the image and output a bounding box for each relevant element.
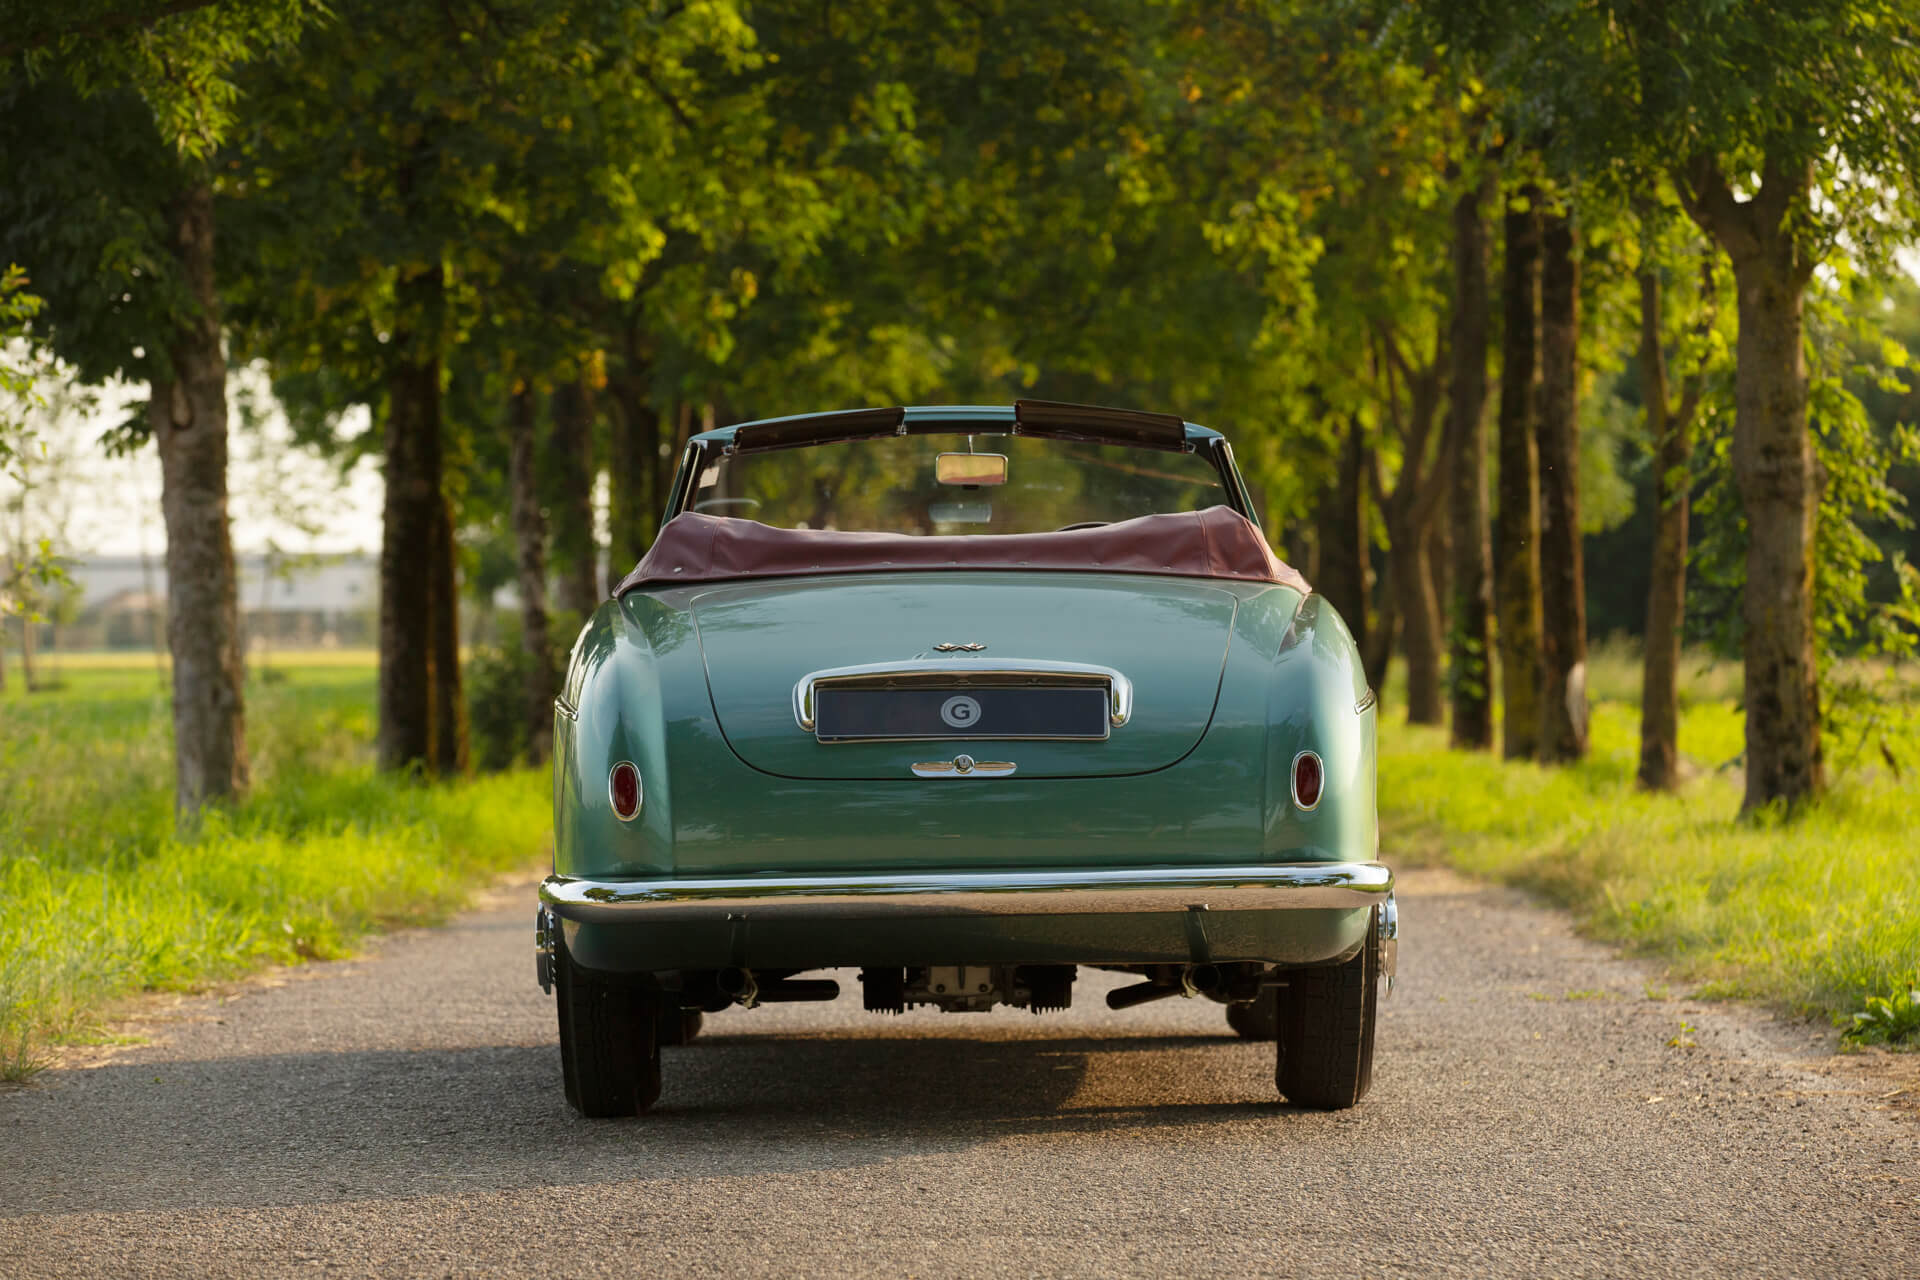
[613,505,1311,595]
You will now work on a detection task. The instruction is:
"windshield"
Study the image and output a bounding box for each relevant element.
[687,432,1231,535]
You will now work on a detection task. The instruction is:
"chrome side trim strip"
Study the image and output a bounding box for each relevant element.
[793,658,1132,733]
[1356,686,1377,715]
[554,696,579,723]
[542,861,1392,924]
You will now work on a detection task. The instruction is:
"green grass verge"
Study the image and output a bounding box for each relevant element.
[1379,680,1920,1042]
[0,660,547,1080]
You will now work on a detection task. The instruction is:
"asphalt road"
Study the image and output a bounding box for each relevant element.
[3,866,1916,1279]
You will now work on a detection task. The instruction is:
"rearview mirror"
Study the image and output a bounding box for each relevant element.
[935,452,1008,486]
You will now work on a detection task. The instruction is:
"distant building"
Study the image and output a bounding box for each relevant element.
[60,553,379,651]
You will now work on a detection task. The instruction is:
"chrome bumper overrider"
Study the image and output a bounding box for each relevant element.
[542,862,1392,925]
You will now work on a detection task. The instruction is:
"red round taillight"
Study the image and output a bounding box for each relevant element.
[1292,751,1324,810]
[608,761,643,821]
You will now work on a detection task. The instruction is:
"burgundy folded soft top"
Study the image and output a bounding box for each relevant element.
[614,505,1310,594]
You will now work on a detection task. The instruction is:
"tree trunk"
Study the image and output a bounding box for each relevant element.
[1637,268,1693,791]
[1727,248,1821,808]
[1389,522,1444,724]
[377,314,442,774]
[1362,579,1398,695]
[1537,212,1588,762]
[1495,190,1545,760]
[1676,155,1822,810]
[150,178,248,813]
[1314,416,1370,654]
[19,608,36,690]
[1429,456,1452,638]
[1446,178,1495,750]
[507,387,555,764]
[550,378,601,622]
[1372,326,1448,723]
[429,483,467,777]
[606,350,656,591]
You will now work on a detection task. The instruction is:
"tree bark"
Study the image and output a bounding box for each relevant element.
[429,482,467,777]
[19,608,36,690]
[1372,324,1449,725]
[1390,521,1445,724]
[1675,154,1822,810]
[1537,212,1588,762]
[550,378,601,621]
[1361,576,1398,695]
[507,387,555,764]
[1676,164,1822,808]
[1446,179,1495,750]
[1314,416,1370,655]
[150,177,248,813]
[377,273,444,774]
[1728,256,1821,807]
[1636,265,1702,792]
[1495,190,1545,760]
[605,347,656,592]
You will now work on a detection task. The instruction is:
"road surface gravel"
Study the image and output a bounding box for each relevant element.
[3,866,1916,1278]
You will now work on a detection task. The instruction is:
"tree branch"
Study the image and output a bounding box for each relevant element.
[0,0,227,58]
[1673,153,1760,261]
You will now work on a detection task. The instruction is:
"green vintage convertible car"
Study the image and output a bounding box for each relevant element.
[538,401,1395,1117]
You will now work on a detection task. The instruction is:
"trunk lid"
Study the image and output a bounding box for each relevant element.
[687,572,1241,779]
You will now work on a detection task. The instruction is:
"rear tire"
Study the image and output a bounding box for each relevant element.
[554,932,662,1117]
[1226,989,1280,1041]
[1274,907,1379,1110]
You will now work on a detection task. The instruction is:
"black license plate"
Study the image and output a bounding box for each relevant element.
[812,685,1110,742]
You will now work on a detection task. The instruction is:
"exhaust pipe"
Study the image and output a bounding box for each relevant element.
[715,968,840,1007]
[716,967,758,1006]
[1107,980,1180,1010]
[1106,964,1223,1011]
[755,978,840,1002]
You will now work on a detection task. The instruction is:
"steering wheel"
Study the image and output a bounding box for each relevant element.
[1054,520,1111,532]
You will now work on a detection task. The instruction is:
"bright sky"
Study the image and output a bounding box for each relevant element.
[16,362,386,559]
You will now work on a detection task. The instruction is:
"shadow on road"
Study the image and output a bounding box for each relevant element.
[3,1029,1289,1219]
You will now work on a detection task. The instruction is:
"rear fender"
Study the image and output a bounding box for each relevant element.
[554,596,696,878]
[1246,591,1376,860]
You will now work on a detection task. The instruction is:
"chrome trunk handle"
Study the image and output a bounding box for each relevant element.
[910,755,1017,778]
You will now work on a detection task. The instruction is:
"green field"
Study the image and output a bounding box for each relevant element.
[0,655,547,1080]
[1378,645,1920,1044]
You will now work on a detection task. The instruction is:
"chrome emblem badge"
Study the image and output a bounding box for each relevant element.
[933,642,986,652]
[940,695,983,728]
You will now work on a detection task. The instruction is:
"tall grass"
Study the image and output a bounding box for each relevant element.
[1380,648,1920,1038]
[0,660,547,1080]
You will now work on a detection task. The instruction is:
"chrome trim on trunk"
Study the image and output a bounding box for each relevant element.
[911,755,1016,778]
[542,861,1392,924]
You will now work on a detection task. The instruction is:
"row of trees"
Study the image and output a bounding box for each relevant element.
[3,0,1916,818]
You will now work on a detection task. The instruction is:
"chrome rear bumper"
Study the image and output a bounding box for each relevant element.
[542,861,1392,924]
